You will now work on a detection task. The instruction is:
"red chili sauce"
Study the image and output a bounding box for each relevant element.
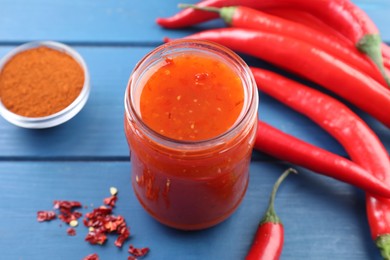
[140,55,244,141]
[125,51,256,230]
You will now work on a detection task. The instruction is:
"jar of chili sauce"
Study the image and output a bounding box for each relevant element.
[124,40,258,230]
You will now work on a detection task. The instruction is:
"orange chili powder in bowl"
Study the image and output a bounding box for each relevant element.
[0,41,90,128]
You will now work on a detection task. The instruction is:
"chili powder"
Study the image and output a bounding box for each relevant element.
[0,46,84,117]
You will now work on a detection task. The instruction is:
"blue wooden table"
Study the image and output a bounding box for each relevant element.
[0,1,389,259]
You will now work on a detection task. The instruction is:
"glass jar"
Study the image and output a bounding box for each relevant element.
[124,39,258,230]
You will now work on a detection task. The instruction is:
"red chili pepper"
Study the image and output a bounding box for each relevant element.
[262,7,350,43]
[254,120,390,198]
[159,0,376,39]
[381,45,390,73]
[263,7,390,71]
[181,28,390,128]
[158,0,388,84]
[383,43,390,59]
[156,0,241,28]
[262,7,390,74]
[246,168,295,260]
[250,67,390,258]
[384,56,390,70]
[178,4,386,87]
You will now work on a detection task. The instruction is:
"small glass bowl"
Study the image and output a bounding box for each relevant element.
[0,41,90,129]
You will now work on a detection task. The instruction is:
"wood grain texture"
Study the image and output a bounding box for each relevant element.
[0,162,381,259]
[0,46,388,158]
[0,0,389,259]
[0,0,388,44]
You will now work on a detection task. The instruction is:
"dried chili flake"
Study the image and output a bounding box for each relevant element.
[85,206,112,220]
[53,200,82,210]
[85,229,107,245]
[67,227,76,236]
[103,195,118,208]
[128,245,150,257]
[84,206,130,247]
[37,189,143,254]
[58,210,82,224]
[115,224,130,248]
[53,200,83,224]
[37,210,56,222]
[104,215,124,232]
[83,253,99,260]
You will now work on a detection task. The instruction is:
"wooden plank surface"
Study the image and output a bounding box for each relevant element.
[0,161,380,259]
[0,0,388,44]
[0,46,388,158]
[0,0,389,259]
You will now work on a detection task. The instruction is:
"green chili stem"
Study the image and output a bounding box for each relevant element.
[178,4,221,13]
[376,234,390,259]
[357,34,390,87]
[261,168,297,224]
[178,4,236,25]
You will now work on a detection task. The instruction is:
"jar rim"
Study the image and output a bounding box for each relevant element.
[124,39,258,151]
[0,41,91,129]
